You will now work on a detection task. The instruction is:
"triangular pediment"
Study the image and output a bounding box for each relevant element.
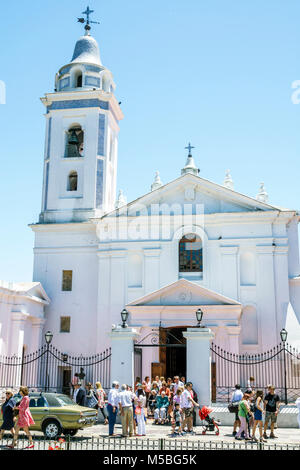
[103,173,285,219]
[14,282,50,304]
[127,279,241,307]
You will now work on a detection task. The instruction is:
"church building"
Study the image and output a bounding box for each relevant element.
[28,17,300,380]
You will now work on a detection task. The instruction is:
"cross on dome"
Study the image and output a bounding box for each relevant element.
[77,5,100,35]
[185,142,195,155]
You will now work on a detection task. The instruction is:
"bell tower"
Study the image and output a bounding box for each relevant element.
[39,9,123,223]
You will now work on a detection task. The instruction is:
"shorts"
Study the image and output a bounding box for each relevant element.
[265,411,277,424]
[254,409,262,421]
[183,408,193,418]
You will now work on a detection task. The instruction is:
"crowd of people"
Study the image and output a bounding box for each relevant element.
[1,375,300,445]
[105,375,200,437]
[71,374,201,437]
[229,379,282,442]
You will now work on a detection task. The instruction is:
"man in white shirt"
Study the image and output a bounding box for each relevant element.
[107,381,120,436]
[118,384,135,437]
[173,376,184,394]
[230,384,243,436]
[180,382,199,433]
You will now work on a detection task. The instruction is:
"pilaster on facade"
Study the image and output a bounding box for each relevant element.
[220,245,239,301]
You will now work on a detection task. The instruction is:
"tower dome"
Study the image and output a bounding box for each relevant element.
[55,32,115,93]
[71,34,102,66]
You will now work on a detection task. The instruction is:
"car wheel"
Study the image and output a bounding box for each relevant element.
[64,429,78,436]
[43,420,62,439]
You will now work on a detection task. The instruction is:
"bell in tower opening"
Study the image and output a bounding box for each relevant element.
[65,126,84,158]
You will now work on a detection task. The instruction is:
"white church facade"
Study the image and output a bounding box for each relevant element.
[2,20,300,381]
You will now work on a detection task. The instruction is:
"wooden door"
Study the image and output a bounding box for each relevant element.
[151,363,164,380]
[211,362,216,402]
[159,328,167,377]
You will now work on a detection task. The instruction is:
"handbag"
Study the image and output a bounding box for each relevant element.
[228,403,239,413]
[86,393,98,409]
[135,406,141,415]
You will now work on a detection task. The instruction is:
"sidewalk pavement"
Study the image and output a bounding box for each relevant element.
[78,419,300,445]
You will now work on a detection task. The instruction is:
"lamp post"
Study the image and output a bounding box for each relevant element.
[280,328,288,405]
[121,308,129,328]
[44,331,53,392]
[196,308,204,327]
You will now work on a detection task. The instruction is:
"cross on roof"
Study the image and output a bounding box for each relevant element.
[185,142,195,155]
[77,5,100,32]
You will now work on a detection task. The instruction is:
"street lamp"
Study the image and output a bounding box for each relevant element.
[196,308,204,327]
[280,328,288,343]
[45,331,53,345]
[121,308,129,328]
[280,328,288,405]
[44,331,53,392]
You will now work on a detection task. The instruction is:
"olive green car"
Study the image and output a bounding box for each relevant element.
[0,392,97,439]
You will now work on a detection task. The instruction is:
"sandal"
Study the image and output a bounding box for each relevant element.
[24,443,34,449]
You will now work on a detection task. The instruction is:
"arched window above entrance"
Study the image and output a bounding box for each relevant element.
[179,233,203,272]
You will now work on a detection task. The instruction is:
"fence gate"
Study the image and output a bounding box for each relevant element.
[0,345,111,395]
[134,326,186,380]
[210,342,300,403]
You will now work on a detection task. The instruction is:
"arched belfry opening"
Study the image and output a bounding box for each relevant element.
[65,125,84,158]
[76,73,83,88]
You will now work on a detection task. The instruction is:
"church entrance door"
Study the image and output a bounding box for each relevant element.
[134,326,187,380]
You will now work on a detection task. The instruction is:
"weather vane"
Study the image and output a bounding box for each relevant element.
[185,142,195,155]
[77,6,100,33]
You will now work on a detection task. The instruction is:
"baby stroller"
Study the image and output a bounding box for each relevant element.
[199,406,220,436]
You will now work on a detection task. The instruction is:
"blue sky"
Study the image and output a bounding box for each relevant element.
[1,0,300,281]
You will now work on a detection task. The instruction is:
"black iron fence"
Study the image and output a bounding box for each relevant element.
[0,435,299,451]
[211,342,300,403]
[0,345,111,395]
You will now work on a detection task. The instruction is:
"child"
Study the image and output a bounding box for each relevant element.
[173,403,183,436]
[136,392,146,436]
[252,390,267,443]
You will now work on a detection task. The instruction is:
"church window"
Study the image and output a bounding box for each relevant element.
[60,316,71,333]
[65,125,84,158]
[67,171,78,191]
[62,270,72,291]
[179,233,203,272]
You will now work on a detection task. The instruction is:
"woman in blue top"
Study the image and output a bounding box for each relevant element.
[0,390,16,442]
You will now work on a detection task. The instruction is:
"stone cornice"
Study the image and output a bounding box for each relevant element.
[30,222,96,233]
[41,90,123,122]
[34,246,98,254]
[256,245,275,254]
[11,311,28,322]
[289,276,300,284]
[220,246,239,255]
[98,249,127,258]
[31,318,46,327]
[143,248,161,257]
[183,328,215,340]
